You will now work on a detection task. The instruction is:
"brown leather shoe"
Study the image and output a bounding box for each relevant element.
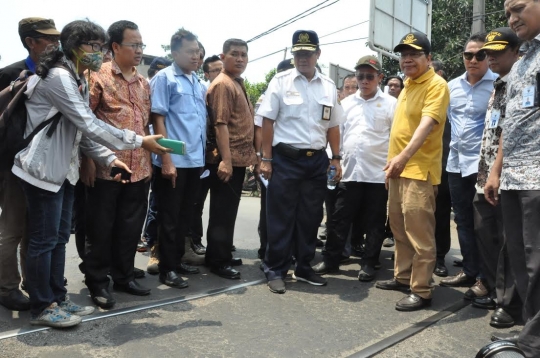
[439,270,476,287]
[464,279,489,300]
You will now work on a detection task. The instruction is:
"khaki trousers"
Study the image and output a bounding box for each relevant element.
[0,170,27,295]
[389,176,437,299]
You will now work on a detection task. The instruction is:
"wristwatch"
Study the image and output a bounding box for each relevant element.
[332,155,342,160]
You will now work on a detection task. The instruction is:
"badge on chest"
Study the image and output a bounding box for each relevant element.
[322,105,332,121]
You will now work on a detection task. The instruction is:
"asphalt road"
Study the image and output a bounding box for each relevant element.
[0,193,522,357]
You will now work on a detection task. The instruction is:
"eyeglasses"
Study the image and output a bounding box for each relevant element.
[81,42,107,53]
[293,51,316,58]
[207,68,222,73]
[399,51,426,59]
[355,74,376,81]
[121,43,146,50]
[463,51,486,61]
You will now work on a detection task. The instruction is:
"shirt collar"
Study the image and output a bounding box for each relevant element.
[172,61,195,80]
[293,68,321,81]
[461,68,497,85]
[406,67,435,85]
[355,88,383,102]
[25,56,36,73]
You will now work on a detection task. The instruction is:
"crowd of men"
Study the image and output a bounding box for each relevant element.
[0,0,539,355]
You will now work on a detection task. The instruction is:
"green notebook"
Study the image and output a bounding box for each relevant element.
[157,138,186,155]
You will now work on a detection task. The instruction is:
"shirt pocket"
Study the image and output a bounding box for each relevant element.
[370,107,390,133]
[172,85,194,114]
[283,95,304,119]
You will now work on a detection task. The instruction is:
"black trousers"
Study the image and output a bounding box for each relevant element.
[155,167,201,273]
[84,179,149,288]
[264,150,327,281]
[189,174,209,246]
[500,190,540,357]
[474,193,521,313]
[325,182,387,267]
[257,179,268,259]
[205,163,245,267]
[435,170,451,262]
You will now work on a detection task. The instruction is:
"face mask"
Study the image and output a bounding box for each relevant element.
[72,48,103,72]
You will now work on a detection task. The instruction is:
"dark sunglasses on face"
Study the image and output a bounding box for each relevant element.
[356,73,376,81]
[463,51,487,61]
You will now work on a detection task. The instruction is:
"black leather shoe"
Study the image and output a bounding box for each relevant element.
[0,289,30,311]
[358,265,376,282]
[134,267,145,279]
[472,296,496,310]
[376,279,410,292]
[90,287,116,309]
[396,293,432,311]
[490,307,515,328]
[159,271,188,288]
[312,261,339,275]
[453,259,463,267]
[211,265,241,279]
[231,245,236,252]
[231,258,243,266]
[439,270,476,287]
[434,262,448,277]
[490,331,520,343]
[190,239,206,255]
[268,279,286,294]
[113,280,151,296]
[176,263,200,275]
[352,244,365,258]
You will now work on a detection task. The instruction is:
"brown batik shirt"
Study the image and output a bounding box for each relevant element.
[205,70,257,167]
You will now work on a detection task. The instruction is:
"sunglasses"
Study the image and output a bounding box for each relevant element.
[356,74,376,81]
[463,51,487,61]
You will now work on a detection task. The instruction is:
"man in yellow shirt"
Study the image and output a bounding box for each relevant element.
[375,31,450,311]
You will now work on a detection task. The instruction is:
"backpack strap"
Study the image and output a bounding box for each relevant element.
[22,111,63,148]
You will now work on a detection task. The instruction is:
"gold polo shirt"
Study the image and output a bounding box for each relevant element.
[387,68,449,185]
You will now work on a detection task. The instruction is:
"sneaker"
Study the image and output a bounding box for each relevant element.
[293,271,327,286]
[383,237,395,247]
[30,303,82,328]
[59,296,95,316]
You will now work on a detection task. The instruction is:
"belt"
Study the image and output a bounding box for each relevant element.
[274,143,325,159]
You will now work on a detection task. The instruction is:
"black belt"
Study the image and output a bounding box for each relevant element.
[274,143,325,160]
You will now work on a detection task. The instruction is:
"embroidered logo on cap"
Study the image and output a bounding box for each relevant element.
[298,33,310,43]
[402,34,417,44]
[486,32,501,42]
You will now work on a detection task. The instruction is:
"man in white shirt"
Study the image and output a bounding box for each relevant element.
[258,30,344,294]
[313,56,396,281]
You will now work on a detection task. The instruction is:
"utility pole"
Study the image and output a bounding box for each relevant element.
[471,0,485,34]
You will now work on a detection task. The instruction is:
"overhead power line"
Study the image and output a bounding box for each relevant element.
[319,20,369,39]
[246,0,341,43]
[249,37,367,64]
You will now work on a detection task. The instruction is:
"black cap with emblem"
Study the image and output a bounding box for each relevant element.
[291,30,319,52]
[394,31,431,54]
[277,58,295,72]
[481,27,520,52]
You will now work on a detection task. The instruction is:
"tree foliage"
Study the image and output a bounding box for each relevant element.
[245,68,277,107]
[382,0,507,80]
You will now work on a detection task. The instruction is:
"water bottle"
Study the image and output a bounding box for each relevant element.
[327,165,337,190]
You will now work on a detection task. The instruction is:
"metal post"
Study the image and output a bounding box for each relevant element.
[283,47,287,60]
[471,0,485,34]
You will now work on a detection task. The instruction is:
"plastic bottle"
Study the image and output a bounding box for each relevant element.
[327,165,337,190]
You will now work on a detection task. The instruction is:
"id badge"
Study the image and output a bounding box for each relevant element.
[488,109,500,129]
[522,85,535,108]
[322,105,332,121]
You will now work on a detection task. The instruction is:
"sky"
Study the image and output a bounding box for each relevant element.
[0,0,376,83]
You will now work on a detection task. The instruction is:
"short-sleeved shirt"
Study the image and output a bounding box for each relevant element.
[205,70,257,167]
[476,76,507,192]
[341,89,396,183]
[387,68,450,185]
[446,69,497,176]
[501,36,540,190]
[150,62,207,169]
[257,68,344,149]
[89,61,151,182]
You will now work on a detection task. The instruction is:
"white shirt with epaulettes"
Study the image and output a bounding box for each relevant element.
[257,68,344,149]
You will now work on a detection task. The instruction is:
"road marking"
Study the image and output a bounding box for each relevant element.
[0,278,266,340]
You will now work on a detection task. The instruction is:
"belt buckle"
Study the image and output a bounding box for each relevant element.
[306,151,314,157]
